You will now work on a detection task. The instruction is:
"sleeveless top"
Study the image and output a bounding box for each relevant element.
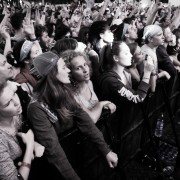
[74,81,99,110]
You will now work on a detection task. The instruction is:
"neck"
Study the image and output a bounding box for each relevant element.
[77,81,89,92]
[147,43,157,49]
[13,67,20,79]
[163,42,168,48]
[126,38,135,44]
[14,28,23,34]
[0,116,14,128]
[112,64,125,77]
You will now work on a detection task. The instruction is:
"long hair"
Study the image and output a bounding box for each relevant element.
[63,50,92,89]
[34,54,80,123]
[101,41,123,71]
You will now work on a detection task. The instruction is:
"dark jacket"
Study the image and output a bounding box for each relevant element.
[27,101,110,180]
[156,45,177,78]
[98,70,150,105]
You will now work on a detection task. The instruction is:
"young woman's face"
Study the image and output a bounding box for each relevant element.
[56,58,71,84]
[100,29,114,43]
[116,42,132,67]
[70,55,90,82]
[134,46,144,64]
[0,82,22,118]
[30,42,43,60]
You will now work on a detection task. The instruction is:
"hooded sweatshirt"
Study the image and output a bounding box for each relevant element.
[98,70,150,105]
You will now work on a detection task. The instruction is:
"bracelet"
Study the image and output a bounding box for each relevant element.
[30,38,37,42]
[151,72,157,76]
[21,162,31,169]
[143,77,149,80]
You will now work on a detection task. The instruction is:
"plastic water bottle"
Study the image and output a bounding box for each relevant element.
[154,113,164,137]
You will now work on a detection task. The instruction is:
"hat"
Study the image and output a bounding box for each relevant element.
[142,25,162,41]
[31,51,59,77]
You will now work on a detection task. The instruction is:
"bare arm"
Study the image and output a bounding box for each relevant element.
[17,130,34,180]
[0,26,11,56]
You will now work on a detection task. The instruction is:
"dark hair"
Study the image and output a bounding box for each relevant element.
[34,51,80,122]
[0,81,6,96]
[101,41,124,71]
[88,21,109,48]
[52,38,78,56]
[113,23,125,41]
[12,40,31,68]
[54,23,72,41]
[77,27,89,44]
[35,25,48,39]
[10,13,25,30]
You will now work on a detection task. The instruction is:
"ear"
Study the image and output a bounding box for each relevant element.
[148,36,153,43]
[113,55,119,62]
[100,33,104,39]
[124,33,129,38]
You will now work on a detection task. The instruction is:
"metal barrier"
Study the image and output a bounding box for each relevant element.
[29,73,180,180]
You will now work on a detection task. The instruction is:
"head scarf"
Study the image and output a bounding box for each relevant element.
[142,25,162,41]
[20,40,33,62]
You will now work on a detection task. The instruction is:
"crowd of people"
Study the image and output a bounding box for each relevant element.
[0,0,180,179]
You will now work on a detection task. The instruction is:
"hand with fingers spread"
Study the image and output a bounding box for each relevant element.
[23,21,36,38]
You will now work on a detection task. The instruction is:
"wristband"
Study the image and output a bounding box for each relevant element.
[151,72,157,76]
[30,38,37,42]
[21,162,31,169]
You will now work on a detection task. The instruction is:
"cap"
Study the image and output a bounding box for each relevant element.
[31,51,59,77]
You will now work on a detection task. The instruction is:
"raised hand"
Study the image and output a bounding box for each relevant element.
[0,25,10,40]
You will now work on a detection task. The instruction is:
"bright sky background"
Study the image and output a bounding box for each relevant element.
[141,0,180,6]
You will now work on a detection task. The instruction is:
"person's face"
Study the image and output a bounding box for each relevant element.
[142,17,147,26]
[0,82,22,118]
[105,10,111,19]
[56,58,71,84]
[116,42,132,67]
[0,54,13,82]
[70,55,90,82]
[134,46,144,64]
[100,29,114,43]
[151,30,164,46]
[163,17,170,27]
[126,25,138,40]
[164,27,173,42]
[30,42,43,61]
[41,31,50,48]
[160,9,165,17]
[82,15,93,27]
